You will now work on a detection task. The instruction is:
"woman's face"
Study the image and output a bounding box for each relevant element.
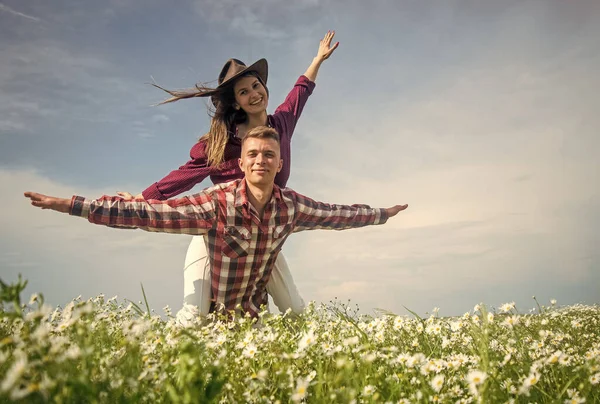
[232,75,269,115]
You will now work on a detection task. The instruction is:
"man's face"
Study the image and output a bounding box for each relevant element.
[239,137,282,187]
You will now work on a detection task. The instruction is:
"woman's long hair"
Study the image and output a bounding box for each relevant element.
[153,72,266,167]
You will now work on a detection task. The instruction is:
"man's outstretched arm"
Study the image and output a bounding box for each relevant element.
[291,191,408,232]
[24,191,216,235]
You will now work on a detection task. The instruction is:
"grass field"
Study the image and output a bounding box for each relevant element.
[1,276,599,403]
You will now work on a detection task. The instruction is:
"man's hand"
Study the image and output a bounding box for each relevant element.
[385,204,409,218]
[24,192,71,214]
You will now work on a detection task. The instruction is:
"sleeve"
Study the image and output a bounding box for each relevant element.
[69,191,217,235]
[290,191,389,233]
[141,141,212,200]
[271,75,316,140]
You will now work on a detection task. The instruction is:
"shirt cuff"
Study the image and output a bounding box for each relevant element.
[377,208,389,224]
[69,196,90,218]
[297,75,316,94]
[142,183,166,200]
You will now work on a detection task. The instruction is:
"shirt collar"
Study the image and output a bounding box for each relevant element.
[235,179,282,208]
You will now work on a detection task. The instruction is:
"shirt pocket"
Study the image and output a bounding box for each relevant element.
[269,224,293,253]
[221,226,252,258]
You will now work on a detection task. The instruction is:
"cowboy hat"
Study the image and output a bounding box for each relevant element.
[210,58,268,106]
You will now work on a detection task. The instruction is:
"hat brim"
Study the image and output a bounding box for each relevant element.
[211,58,268,107]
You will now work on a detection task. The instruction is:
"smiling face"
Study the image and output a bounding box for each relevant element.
[239,136,282,187]
[232,75,269,115]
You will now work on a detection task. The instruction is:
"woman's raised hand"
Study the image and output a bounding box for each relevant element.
[315,30,339,62]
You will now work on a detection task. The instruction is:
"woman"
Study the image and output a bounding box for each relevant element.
[118,31,339,318]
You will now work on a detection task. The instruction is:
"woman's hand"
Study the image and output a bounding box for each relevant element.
[315,30,339,62]
[304,31,340,82]
[116,191,143,200]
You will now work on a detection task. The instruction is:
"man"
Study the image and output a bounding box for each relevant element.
[24,126,408,317]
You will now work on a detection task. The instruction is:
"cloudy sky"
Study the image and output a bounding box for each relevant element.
[1,0,599,317]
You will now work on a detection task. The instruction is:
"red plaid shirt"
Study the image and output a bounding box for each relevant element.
[70,179,389,317]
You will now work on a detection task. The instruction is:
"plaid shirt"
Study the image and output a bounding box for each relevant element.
[70,179,389,317]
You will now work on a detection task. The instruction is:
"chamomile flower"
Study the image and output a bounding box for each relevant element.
[430,374,444,392]
[362,385,376,396]
[500,302,516,313]
[242,344,258,358]
[466,369,486,395]
[291,377,310,402]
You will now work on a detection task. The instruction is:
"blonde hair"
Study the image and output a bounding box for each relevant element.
[242,126,280,145]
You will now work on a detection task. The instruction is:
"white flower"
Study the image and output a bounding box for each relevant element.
[406,353,425,368]
[175,304,199,328]
[466,370,486,385]
[502,315,520,328]
[487,313,494,323]
[216,334,227,346]
[393,316,405,330]
[28,293,40,305]
[1,354,27,392]
[63,345,82,360]
[564,389,586,404]
[343,336,360,347]
[291,377,309,402]
[362,385,375,396]
[242,344,258,358]
[550,299,557,305]
[589,373,600,385]
[298,329,317,352]
[499,302,516,313]
[450,320,464,332]
[430,374,444,392]
[523,371,541,387]
[547,350,564,364]
[466,370,486,396]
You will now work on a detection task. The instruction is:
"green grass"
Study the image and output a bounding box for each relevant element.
[0,276,598,403]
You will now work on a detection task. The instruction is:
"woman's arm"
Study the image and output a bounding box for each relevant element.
[303,30,339,82]
[117,141,213,201]
[272,30,339,135]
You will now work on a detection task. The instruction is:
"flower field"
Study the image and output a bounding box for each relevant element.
[1,276,599,403]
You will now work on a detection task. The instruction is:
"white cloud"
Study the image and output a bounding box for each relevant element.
[151,114,170,124]
[191,0,324,41]
[0,3,41,22]
[1,169,190,310]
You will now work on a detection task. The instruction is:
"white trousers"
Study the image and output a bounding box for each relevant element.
[181,235,305,315]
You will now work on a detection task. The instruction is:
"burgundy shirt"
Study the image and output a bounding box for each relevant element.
[71,179,388,317]
[142,75,316,200]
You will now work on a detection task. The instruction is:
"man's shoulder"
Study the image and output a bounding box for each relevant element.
[204,179,241,194]
[278,186,302,202]
[187,180,240,202]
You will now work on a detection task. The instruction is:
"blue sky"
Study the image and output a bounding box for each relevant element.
[1,0,599,316]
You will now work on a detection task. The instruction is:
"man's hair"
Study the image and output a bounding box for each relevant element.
[242,126,280,145]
